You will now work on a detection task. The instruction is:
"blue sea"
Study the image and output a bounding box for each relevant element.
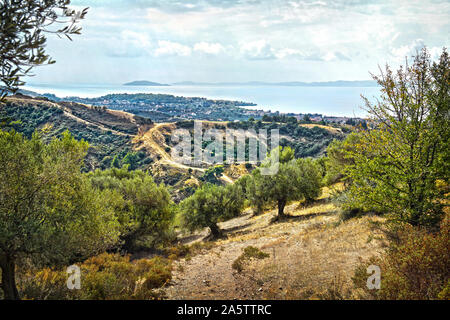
[24,83,381,117]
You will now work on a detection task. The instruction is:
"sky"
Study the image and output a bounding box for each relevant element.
[28,0,450,85]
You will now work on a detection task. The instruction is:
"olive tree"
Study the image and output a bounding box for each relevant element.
[88,167,175,251]
[1,0,88,98]
[0,130,120,300]
[248,147,322,220]
[180,183,245,239]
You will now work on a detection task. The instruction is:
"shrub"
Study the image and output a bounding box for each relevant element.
[88,167,175,251]
[352,215,450,300]
[232,246,269,273]
[18,253,172,300]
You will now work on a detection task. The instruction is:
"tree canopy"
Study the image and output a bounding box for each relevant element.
[247,147,322,219]
[180,183,245,238]
[342,48,449,228]
[0,0,88,98]
[88,167,174,251]
[0,130,120,299]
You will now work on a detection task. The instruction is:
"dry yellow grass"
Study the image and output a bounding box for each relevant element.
[166,190,387,300]
[300,123,343,134]
[255,215,387,299]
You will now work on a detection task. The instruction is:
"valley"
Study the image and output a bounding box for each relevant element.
[1,94,347,199]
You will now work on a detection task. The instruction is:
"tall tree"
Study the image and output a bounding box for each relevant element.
[88,167,174,251]
[0,0,88,98]
[180,183,245,239]
[324,133,362,186]
[345,48,449,227]
[0,130,120,300]
[248,147,322,219]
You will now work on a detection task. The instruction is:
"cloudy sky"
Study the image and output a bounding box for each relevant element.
[29,0,449,85]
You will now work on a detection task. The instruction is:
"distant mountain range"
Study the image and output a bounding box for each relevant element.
[123,80,170,86]
[172,80,378,87]
[124,80,378,87]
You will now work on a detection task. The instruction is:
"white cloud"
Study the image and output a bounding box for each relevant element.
[33,0,450,84]
[322,51,351,62]
[390,39,445,63]
[193,42,225,55]
[107,30,152,57]
[154,40,192,57]
[240,40,275,60]
[391,39,425,61]
[274,48,304,59]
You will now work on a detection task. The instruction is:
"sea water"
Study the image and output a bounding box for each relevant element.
[24,83,381,117]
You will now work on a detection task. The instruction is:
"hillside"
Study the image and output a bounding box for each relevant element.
[1,95,153,171]
[2,95,347,199]
[158,185,387,299]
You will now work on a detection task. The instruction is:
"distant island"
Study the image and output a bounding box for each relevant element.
[124,80,170,86]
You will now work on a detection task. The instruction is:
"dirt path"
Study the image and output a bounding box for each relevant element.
[138,123,206,173]
[164,197,386,300]
[8,97,134,137]
[220,174,234,184]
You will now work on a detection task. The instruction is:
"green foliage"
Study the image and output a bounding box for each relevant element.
[121,151,147,170]
[18,253,171,300]
[0,101,137,171]
[0,1,88,98]
[247,147,322,218]
[343,48,449,228]
[111,155,121,168]
[352,215,450,300]
[324,133,361,186]
[0,129,120,299]
[232,246,269,273]
[226,120,341,159]
[278,145,295,163]
[180,183,245,238]
[200,165,224,185]
[88,167,175,251]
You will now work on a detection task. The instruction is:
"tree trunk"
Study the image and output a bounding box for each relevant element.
[277,199,287,219]
[0,254,20,300]
[253,204,264,216]
[209,223,223,239]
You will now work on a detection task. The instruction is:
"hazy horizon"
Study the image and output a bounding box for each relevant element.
[26,79,378,86]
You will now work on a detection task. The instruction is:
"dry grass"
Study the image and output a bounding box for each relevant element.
[256,215,387,299]
[166,188,387,300]
[300,123,343,134]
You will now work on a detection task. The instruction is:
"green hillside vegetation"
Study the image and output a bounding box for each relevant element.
[0,97,153,171]
[0,48,448,300]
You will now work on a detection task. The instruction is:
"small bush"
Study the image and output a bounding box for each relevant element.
[232,246,269,273]
[165,244,191,260]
